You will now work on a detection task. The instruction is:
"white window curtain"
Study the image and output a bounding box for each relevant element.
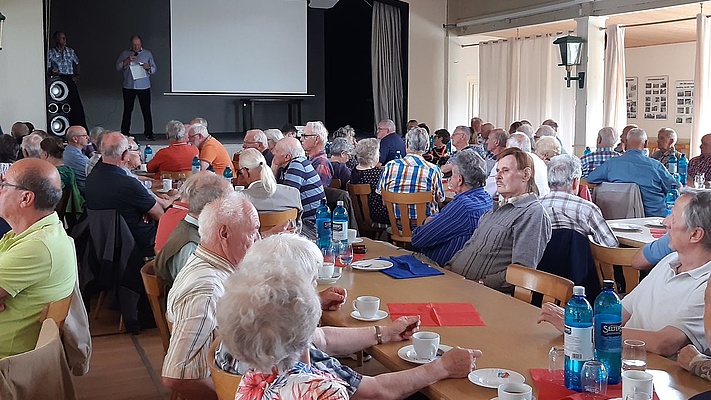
[603,25,627,133]
[479,34,575,152]
[692,14,711,158]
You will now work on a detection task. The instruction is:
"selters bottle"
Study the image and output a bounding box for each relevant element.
[316,199,332,249]
[564,286,594,392]
[594,280,622,384]
[332,200,348,244]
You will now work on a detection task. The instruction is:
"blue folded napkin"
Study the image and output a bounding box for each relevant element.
[379,255,444,279]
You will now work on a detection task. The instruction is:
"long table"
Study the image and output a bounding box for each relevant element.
[608,217,665,248]
[319,238,710,399]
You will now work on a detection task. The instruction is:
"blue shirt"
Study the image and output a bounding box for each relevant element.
[376,154,445,220]
[587,149,676,217]
[115,48,157,90]
[411,187,493,266]
[47,46,79,75]
[62,145,88,195]
[278,156,325,221]
[378,132,406,165]
[642,233,673,265]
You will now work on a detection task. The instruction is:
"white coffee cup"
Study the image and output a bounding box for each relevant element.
[234,185,245,191]
[497,383,533,400]
[622,370,654,400]
[348,228,358,243]
[412,331,440,360]
[139,163,147,172]
[352,295,379,319]
[162,178,172,191]
[318,262,335,279]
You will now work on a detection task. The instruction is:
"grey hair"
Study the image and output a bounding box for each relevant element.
[189,123,209,138]
[535,136,561,159]
[536,125,557,138]
[355,138,380,165]
[65,126,85,141]
[547,154,581,190]
[192,117,208,128]
[679,188,711,250]
[166,120,186,141]
[597,127,618,147]
[100,132,129,158]
[89,126,106,144]
[490,128,509,148]
[216,234,322,373]
[240,148,277,196]
[454,125,472,142]
[246,129,268,147]
[507,133,532,153]
[516,124,536,150]
[330,137,354,155]
[379,119,396,132]
[452,149,487,188]
[264,129,284,144]
[279,137,306,158]
[406,127,429,153]
[305,121,329,144]
[658,127,677,141]
[21,133,43,158]
[198,191,252,247]
[333,125,355,139]
[181,172,232,215]
[627,128,647,143]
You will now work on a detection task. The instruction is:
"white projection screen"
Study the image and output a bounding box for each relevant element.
[170,0,307,94]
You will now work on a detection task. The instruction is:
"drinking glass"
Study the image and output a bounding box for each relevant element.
[337,243,354,267]
[548,346,565,384]
[622,340,647,371]
[694,173,706,189]
[176,172,187,189]
[581,360,608,397]
[322,243,335,266]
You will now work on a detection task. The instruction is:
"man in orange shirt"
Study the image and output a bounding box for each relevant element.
[147,120,199,179]
[187,123,234,176]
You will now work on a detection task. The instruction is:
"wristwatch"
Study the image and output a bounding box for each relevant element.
[374,325,383,345]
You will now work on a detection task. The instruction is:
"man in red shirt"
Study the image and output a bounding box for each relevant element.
[147,120,199,178]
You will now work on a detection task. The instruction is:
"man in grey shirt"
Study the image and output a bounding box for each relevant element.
[116,35,157,140]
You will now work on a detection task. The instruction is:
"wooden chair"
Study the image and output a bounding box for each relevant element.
[347,183,387,239]
[329,178,342,189]
[381,190,432,247]
[209,340,242,400]
[140,260,171,354]
[505,264,574,306]
[40,293,72,329]
[589,241,642,295]
[258,208,298,233]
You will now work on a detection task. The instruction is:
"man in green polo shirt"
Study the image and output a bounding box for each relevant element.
[0,158,77,357]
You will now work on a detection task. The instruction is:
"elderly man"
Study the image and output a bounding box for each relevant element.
[377,119,406,165]
[187,123,234,176]
[485,133,549,198]
[272,137,325,238]
[0,158,77,357]
[154,172,233,285]
[447,147,552,293]
[614,124,638,153]
[20,133,43,159]
[147,120,199,179]
[243,128,273,166]
[580,127,621,178]
[11,121,30,158]
[216,233,482,400]
[687,133,711,182]
[441,125,484,175]
[116,35,157,140]
[651,127,683,169]
[63,126,89,194]
[588,128,676,217]
[412,149,492,266]
[541,189,711,357]
[484,127,508,174]
[301,121,333,187]
[377,127,445,221]
[541,155,617,247]
[470,117,483,139]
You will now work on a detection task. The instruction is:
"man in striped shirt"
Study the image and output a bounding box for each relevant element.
[580,126,621,178]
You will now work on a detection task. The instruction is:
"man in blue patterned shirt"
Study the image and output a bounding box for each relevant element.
[47,31,87,129]
[580,126,621,178]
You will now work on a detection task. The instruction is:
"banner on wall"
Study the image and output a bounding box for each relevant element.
[643,76,668,120]
[675,80,694,125]
[626,77,638,119]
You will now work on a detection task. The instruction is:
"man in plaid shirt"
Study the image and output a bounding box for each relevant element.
[688,134,711,182]
[580,126,621,178]
[651,127,682,169]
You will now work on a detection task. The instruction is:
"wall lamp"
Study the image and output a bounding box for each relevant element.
[553,35,585,89]
[0,12,5,50]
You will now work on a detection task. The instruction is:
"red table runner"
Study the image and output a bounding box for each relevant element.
[387,302,485,326]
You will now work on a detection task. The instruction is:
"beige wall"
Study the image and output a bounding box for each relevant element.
[0,0,46,133]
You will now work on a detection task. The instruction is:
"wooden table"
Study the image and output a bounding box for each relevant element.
[319,238,710,399]
[608,217,665,248]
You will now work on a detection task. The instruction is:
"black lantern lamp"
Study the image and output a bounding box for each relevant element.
[553,35,585,89]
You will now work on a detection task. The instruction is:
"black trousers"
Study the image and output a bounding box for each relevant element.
[121,87,153,138]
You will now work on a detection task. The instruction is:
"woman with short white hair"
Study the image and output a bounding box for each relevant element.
[535,136,561,164]
[264,129,284,152]
[350,138,389,225]
[239,148,303,215]
[328,137,354,189]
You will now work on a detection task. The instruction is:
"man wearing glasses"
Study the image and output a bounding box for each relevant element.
[376,119,405,165]
[243,129,273,166]
[0,158,77,357]
[63,125,90,195]
[300,121,333,187]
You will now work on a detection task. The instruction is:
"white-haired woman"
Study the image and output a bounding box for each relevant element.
[534,136,561,164]
[239,148,303,215]
[328,137,354,190]
[216,234,348,399]
[350,138,389,225]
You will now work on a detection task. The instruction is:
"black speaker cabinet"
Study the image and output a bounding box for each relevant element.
[47,76,71,137]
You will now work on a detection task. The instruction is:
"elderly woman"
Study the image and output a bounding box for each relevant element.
[264,128,284,154]
[240,148,303,214]
[332,125,358,169]
[350,138,389,225]
[328,137,354,189]
[216,234,348,399]
[535,136,561,164]
[412,149,493,266]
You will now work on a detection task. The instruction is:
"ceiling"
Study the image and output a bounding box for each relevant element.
[475,2,710,48]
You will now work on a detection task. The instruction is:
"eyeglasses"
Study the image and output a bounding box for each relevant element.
[128,146,139,152]
[301,134,318,138]
[243,141,261,145]
[0,181,30,191]
[377,127,389,131]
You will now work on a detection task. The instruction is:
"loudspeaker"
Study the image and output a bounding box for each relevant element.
[47,76,71,137]
[308,0,339,9]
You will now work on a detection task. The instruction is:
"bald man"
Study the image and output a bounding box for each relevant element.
[0,158,77,357]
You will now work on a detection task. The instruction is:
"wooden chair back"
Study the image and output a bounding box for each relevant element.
[505,264,574,306]
[40,293,72,329]
[160,170,192,180]
[258,208,298,233]
[347,183,386,239]
[140,260,171,354]
[329,178,342,189]
[589,241,641,294]
[209,340,242,400]
[381,190,432,246]
[232,152,241,166]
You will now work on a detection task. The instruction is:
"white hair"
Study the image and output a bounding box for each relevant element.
[165,120,186,141]
[264,129,284,143]
[355,138,380,165]
[305,121,329,144]
[246,129,268,147]
[547,154,581,190]
[189,123,209,138]
[240,148,277,196]
[597,127,618,147]
[279,137,306,158]
[180,172,233,214]
[379,119,395,132]
[507,132,532,153]
[627,128,648,144]
[406,127,429,153]
[535,125,557,138]
[21,133,43,158]
[658,127,677,141]
[198,191,251,247]
[535,136,561,159]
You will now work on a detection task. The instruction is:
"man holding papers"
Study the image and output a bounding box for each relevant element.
[116,35,157,141]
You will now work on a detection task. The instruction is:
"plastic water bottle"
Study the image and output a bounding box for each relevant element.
[316,199,332,249]
[594,280,622,384]
[678,154,688,186]
[564,286,594,392]
[668,153,678,174]
[332,200,349,244]
[223,166,233,183]
[144,145,153,163]
[191,155,200,175]
[583,147,592,156]
[666,180,679,215]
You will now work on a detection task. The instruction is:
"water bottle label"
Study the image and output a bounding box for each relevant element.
[332,222,347,240]
[600,322,622,337]
[564,326,594,361]
[321,221,331,231]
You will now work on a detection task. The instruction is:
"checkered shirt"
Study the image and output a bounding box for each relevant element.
[377,154,445,220]
[580,148,620,178]
[540,191,618,247]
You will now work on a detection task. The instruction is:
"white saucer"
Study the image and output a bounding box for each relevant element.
[317,273,341,285]
[609,222,643,232]
[156,188,171,193]
[351,260,393,271]
[468,368,525,388]
[490,397,536,400]
[350,309,388,321]
[397,344,453,364]
[349,237,364,244]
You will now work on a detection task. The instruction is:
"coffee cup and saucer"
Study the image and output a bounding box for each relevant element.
[397,331,452,364]
[350,296,388,321]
